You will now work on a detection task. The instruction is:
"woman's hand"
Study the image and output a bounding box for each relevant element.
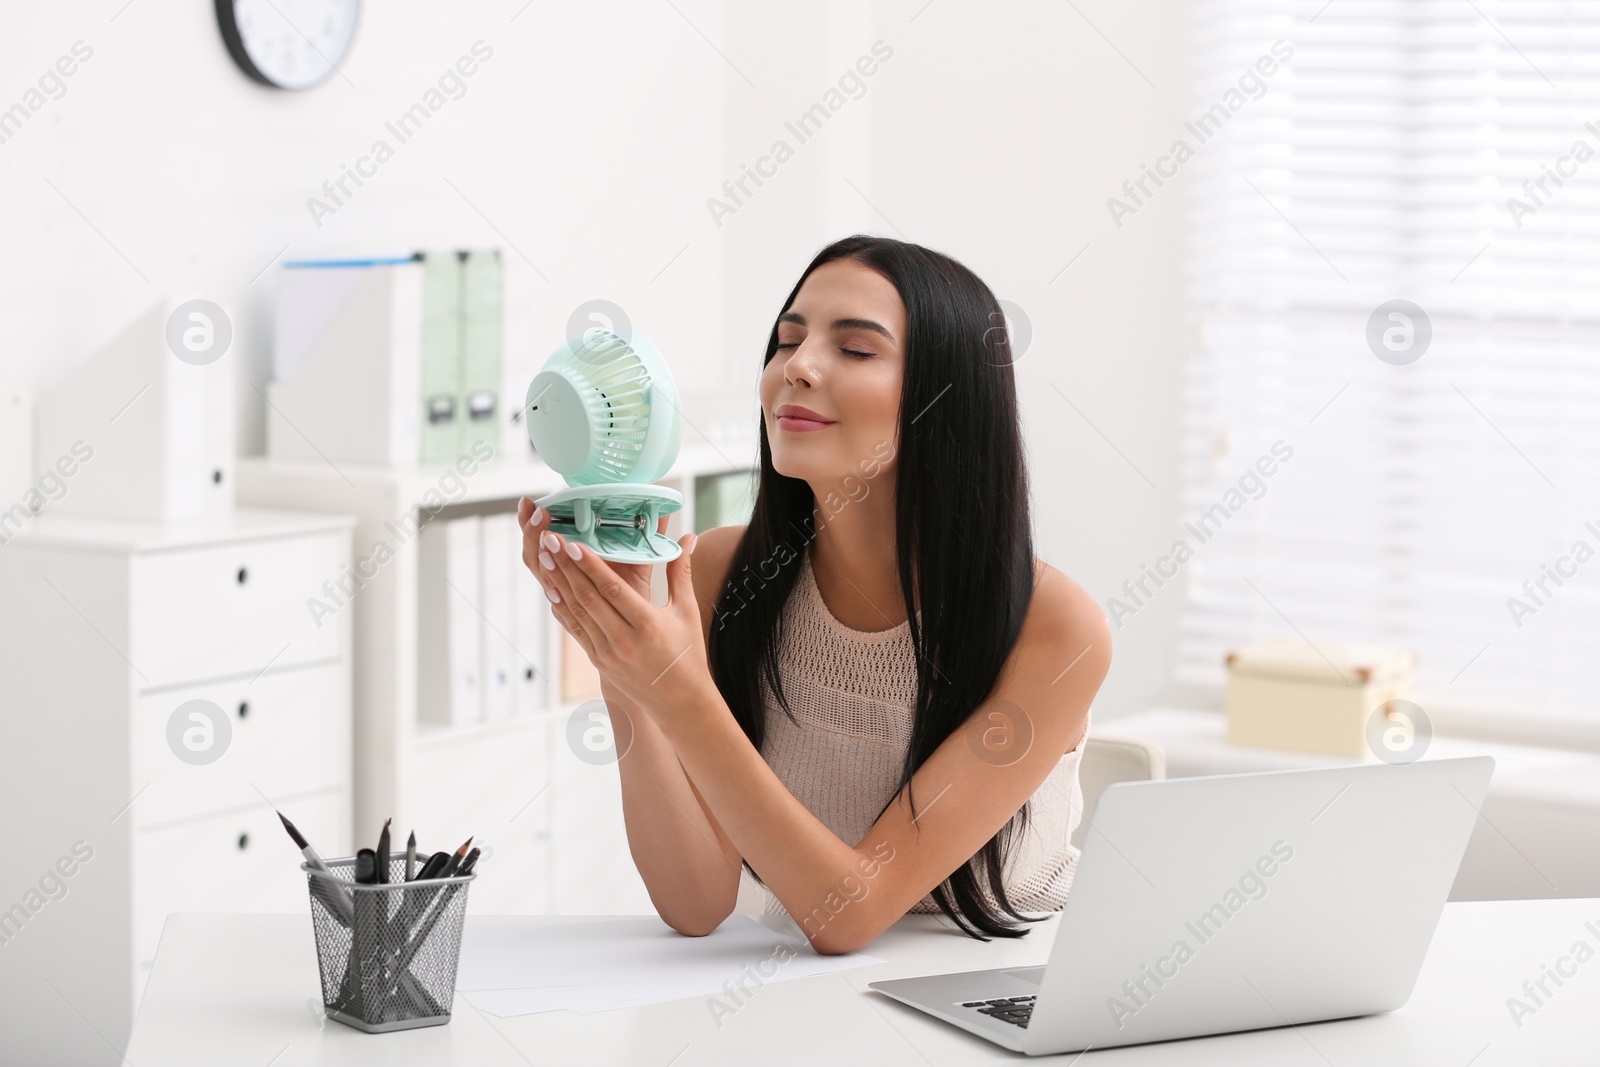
[516,496,709,721]
[519,497,666,604]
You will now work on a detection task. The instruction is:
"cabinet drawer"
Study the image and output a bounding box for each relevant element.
[133,790,347,967]
[134,662,349,828]
[131,532,347,689]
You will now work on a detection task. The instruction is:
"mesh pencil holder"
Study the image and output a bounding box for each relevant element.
[301,856,477,1033]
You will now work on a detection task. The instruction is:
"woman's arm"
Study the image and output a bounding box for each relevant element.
[601,674,744,936]
[528,513,1110,955]
[638,570,1110,955]
[518,498,743,935]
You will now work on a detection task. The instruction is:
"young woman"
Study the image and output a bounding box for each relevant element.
[517,234,1110,954]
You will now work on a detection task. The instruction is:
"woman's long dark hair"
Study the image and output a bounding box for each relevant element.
[707,234,1047,940]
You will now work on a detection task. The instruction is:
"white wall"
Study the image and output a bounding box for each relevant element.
[1,0,1189,716]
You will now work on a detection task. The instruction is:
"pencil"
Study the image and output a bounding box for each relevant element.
[375,817,392,884]
[439,836,473,878]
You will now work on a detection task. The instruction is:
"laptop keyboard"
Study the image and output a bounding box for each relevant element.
[960,995,1036,1028]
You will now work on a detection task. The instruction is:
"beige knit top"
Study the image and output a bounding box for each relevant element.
[749,546,1090,919]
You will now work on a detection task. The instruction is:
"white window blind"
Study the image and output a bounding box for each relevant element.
[1178,0,1600,723]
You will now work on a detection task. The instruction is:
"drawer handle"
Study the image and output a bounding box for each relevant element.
[237,832,249,851]
[236,567,248,585]
[237,701,249,720]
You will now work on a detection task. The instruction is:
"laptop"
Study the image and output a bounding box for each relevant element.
[868,755,1494,1055]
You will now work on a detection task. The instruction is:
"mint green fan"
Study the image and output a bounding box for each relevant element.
[524,328,684,564]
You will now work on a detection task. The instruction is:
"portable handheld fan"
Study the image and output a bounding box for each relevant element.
[524,328,684,564]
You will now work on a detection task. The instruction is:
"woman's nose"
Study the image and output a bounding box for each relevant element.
[784,344,819,387]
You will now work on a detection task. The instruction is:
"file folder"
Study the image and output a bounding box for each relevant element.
[419,252,464,465]
[480,512,516,722]
[269,250,503,467]
[511,546,550,716]
[460,249,502,460]
[418,514,483,727]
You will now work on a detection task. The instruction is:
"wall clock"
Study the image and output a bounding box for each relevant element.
[216,0,361,90]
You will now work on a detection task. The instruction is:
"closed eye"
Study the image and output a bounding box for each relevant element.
[775,342,874,360]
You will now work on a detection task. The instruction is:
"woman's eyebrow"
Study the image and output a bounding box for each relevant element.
[778,311,895,342]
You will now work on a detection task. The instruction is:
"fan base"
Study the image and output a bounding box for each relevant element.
[534,483,685,564]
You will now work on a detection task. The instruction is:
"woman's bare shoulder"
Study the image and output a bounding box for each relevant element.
[1020,557,1112,672]
[691,525,749,636]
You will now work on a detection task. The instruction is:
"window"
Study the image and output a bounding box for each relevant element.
[1177,0,1600,724]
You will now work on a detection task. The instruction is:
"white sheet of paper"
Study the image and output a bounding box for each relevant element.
[456,915,884,1016]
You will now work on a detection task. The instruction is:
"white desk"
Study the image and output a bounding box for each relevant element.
[126,901,1599,1065]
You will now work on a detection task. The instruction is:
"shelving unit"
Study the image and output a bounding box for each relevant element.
[236,438,758,914]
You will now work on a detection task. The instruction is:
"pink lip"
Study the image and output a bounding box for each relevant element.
[774,404,836,429]
[777,415,834,431]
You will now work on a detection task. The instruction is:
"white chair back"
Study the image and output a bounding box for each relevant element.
[1070,734,1167,851]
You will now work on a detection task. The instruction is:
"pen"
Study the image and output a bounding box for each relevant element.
[354,849,377,884]
[376,818,392,884]
[393,850,479,977]
[276,811,353,927]
[405,831,417,882]
[457,847,481,877]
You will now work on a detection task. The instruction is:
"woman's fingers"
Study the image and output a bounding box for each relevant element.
[538,529,625,650]
[540,549,599,653]
[517,499,594,646]
[544,529,655,632]
[519,499,548,566]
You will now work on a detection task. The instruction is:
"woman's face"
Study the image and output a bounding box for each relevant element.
[759,258,906,485]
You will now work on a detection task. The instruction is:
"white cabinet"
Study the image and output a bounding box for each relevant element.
[0,508,354,1066]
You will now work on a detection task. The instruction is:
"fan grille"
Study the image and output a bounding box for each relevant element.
[565,332,656,482]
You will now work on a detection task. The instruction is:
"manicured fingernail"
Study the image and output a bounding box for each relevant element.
[688,534,698,555]
[539,550,555,571]
[565,540,582,560]
[541,531,558,552]
[545,584,561,603]
[532,505,545,524]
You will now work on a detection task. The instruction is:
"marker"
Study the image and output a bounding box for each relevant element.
[416,851,450,880]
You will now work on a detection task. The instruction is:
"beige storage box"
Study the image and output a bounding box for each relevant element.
[1224,639,1417,758]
